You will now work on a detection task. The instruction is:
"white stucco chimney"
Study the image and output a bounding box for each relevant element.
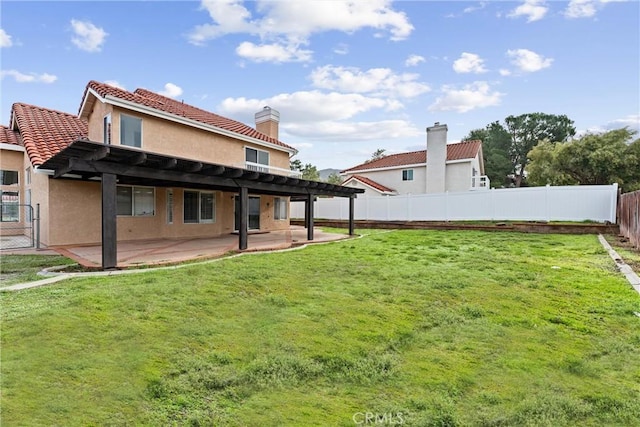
[426,122,447,194]
[255,106,280,140]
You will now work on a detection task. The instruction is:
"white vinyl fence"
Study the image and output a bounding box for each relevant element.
[291,184,618,223]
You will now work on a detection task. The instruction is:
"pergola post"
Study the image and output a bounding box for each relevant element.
[349,195,355,235]
[306,193,315,241]
[101,173,117,269]
[239,186,248,250]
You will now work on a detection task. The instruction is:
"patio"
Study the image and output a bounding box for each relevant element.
[50,226,351,269]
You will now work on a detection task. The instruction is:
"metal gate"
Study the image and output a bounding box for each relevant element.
[0,204,37,250]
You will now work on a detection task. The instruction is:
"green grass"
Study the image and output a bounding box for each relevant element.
[0,254,76,286]
[2,230,639,426]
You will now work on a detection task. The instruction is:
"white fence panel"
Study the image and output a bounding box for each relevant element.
[291,184,618,223]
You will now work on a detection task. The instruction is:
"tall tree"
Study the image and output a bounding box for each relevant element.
[290,158,321,181]
[527,127,640,191]
[326,172,343,185]
[366,148,387,163]
[504,113,575,186]
[464,121,512,187]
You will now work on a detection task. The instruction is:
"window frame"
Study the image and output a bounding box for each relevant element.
[1,170,19,186]
[245,147,270,172]
[274,197,288,220]
[402,169,414,181]
[0,190,20,222]
[120,113,142,148]
[103,113,112,144]
[116,185,155,217]
[183,190,216,224]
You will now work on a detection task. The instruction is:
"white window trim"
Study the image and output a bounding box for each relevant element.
[120,113,143,148]
[117,185,156,217]
[183,190,216,224]
[245,146,270,168]
[402,169,414,181]
[274,197,288,220]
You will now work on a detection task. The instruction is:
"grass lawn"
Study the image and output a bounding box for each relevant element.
[1,230,639,426]
[0,254,76,286]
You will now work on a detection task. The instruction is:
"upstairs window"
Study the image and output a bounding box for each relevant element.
[120,114,142,147]
[1,170,19,185]
[245,147,269,172]
[402,169,414,181]
[274,197,287,220]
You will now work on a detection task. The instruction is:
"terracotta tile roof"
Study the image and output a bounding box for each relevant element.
[0,125,21,146]
[11,103,88,166]
[344,175,396,193]
[341,140,482,173]
[82,81,295,152]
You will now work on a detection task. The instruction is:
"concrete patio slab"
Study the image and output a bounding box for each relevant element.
[50,226,351,269]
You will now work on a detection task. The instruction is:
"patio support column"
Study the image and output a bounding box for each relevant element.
[349,195,355,235]
[101,173,117,270]
[306,193,315,241]
[239,186,248,250]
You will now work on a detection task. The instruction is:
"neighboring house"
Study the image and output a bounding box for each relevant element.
[341,122,489,196]
[0,81,361,265]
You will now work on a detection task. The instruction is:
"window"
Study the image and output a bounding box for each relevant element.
[103,114,112,144]
[25,167,31,185]
[1,170,18,185]
[245,147,269,172]
[1,190,19,222]
[166,189,173,224]
[120,114,142,147]
[402,169,414,181]
[274,197,287,220]
[25,189,31,222]
[116,186,155,216]
[184,190,215,224]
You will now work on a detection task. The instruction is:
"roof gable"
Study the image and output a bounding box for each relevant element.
[11,103,87,166]
[80,81,295,152]
[0,125,21,146]
[343,175,396,194]
[341,140,482,173]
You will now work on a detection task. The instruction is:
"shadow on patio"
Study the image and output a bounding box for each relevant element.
[51,226,351,269]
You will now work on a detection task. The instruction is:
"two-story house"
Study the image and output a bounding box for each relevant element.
[341,123,488,196]
[0,81,361,268]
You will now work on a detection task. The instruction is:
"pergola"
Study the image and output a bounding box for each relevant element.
[40,139,363,270]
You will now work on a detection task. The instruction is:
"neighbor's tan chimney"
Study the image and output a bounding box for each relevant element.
[255,106,280,139]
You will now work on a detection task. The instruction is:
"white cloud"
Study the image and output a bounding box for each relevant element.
[405,54,425,67]
[333,43,349,55]
[452,52,488,74]
[564,0,614,19]
[290,142,314,149]
[309,65,430,98]
[463,2,487,14]
[188,0,413,62]
[0,29,13,48]
[1,69,57,84]
[70,19,107,52]
[219,90,391,123]
[499,69,512,76]
[158,83,184,98]
[284,119,421,141]
[507,48,553,72]
[428,81,503,113]
[236,41,313,63]
[507,0,548,22]
[104,80,126,90]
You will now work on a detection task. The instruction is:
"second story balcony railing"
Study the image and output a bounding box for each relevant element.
[240,161,303,178]
[471,175,490,190]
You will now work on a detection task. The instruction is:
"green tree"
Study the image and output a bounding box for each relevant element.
[290,158,321,181]
[326,172,343,185]
[464,121,512,188]
[527,127,640,191]
[366,148,387,163]
[504,113,575,186]
[290,159,303,172]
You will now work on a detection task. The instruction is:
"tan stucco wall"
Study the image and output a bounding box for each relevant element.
[0,149,25,235]
[85,104,291,170]
[42,179,289,246]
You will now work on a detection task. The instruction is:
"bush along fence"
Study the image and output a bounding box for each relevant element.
[618,190,640,249]
[291,184,619,223]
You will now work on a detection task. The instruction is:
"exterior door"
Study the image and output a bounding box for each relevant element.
[234,196,260,231]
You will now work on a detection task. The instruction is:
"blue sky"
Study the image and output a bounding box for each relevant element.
[1,0,638,170]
